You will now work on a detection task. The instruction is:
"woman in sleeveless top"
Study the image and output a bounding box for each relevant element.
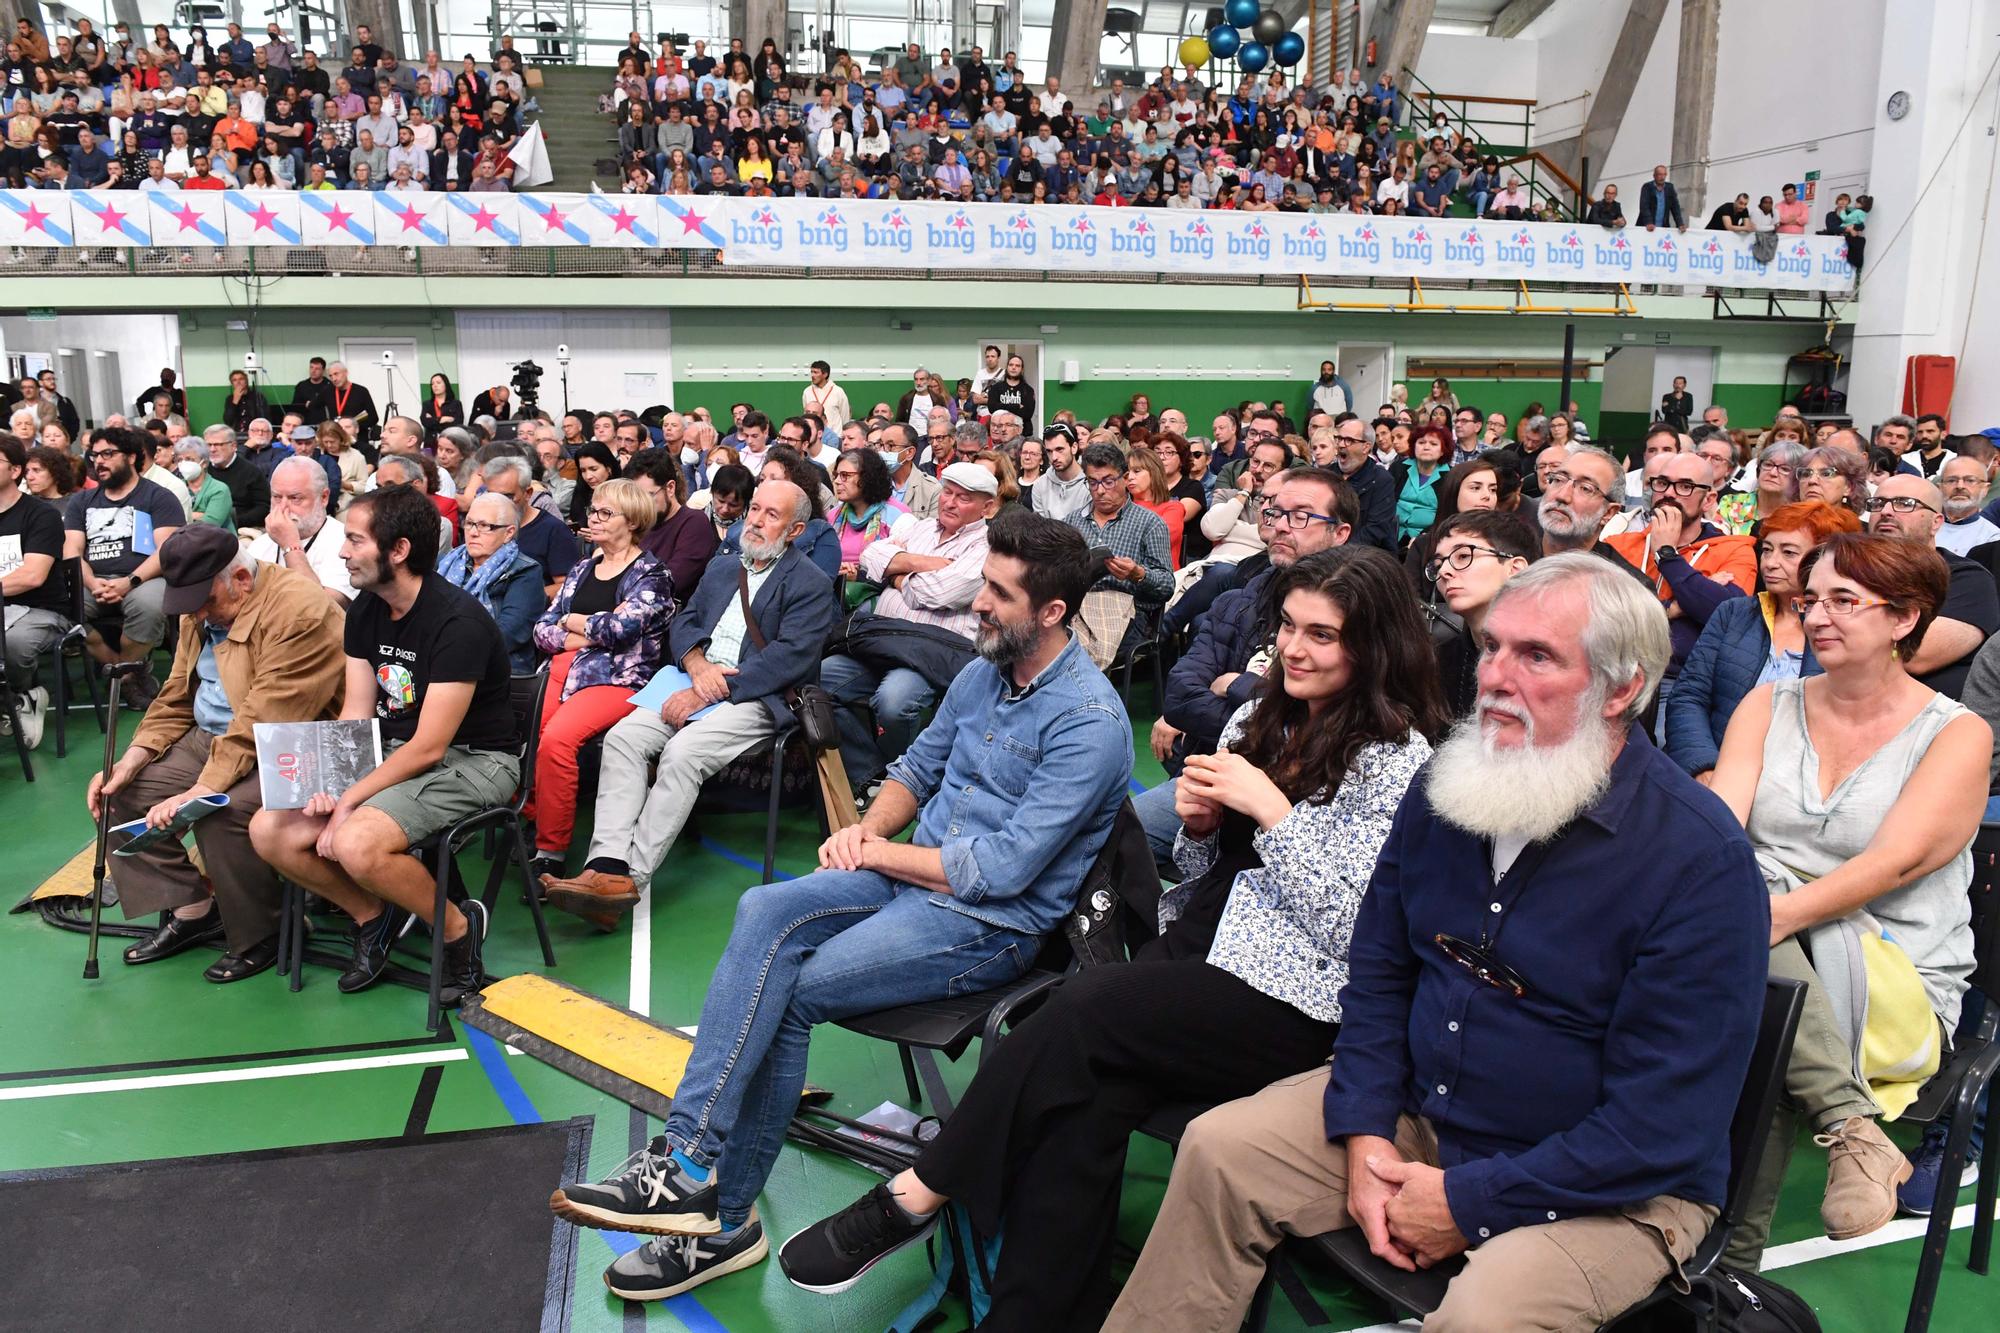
[1711,533,1989,1264]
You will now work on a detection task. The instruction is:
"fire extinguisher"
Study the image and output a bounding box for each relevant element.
[1366,38,1377,67]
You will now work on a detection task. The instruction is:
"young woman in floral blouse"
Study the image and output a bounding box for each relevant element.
[780,546,1450,1324]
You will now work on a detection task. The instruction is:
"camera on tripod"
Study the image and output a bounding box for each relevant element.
[510,359,544,410]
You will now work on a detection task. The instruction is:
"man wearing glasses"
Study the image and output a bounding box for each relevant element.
[1448,407,1485,467]
[1935,455,2000,557]
[1138,468,1357,863]
[1866,474,2000,699]
[1063,443,1174,667]
[64,428,186,709]
[1322,413,1398,552]
[1108,556,1768,1333]
[1605,452,1756,717]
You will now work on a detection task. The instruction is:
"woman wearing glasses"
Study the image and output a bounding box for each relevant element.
[1709,533,1988,1262]
[1666,500,1860,781]
[779,547,1448,1323]
[437,490,547,672]
[527,479,677,898]
[1797,443,1869,516]
[1717,439,1806,535]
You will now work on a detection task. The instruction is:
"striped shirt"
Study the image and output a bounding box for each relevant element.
[857,516,990,640]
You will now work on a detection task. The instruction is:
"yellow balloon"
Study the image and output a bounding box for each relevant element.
[1177,35,1211,67]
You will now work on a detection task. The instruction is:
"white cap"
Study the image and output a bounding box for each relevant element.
[940,461,998,496]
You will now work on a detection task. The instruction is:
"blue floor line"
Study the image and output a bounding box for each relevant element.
[696,835,800,882]
[464,1027,733,1329]
[1128,777,1144,796]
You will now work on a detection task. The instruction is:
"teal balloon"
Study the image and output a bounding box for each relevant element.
[1208,24,1241,58]
[1251,10,1287,46]
[1224,0,1259,28]
[1237,41,1269,72]
[1274,32,1306,66]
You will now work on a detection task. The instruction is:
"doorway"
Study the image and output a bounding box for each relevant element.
[1337,343,1395,417]
[973,338,1044,434]
[337,337,422,422]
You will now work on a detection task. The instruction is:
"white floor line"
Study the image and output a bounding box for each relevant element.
[629,884,652,1018]
[0,1048,466,1101]
[1329,1199,1989,1333]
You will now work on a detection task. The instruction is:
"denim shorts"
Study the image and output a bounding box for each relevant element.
[361,741,520,845]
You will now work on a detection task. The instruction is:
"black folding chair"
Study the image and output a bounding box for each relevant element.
[278,669,560,1032]
[1303,977,1806,1332]
[1901,821,2000,1333]
[0,586,33,781]
[49,556,105,758]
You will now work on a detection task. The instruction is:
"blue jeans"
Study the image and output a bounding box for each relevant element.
[821,654,939,789]
[1132,777,1180,875]
[660,869,1039,1225]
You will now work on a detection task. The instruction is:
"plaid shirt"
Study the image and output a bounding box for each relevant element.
[1067,500,1174,604]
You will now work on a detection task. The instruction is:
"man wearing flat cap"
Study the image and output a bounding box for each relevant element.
[821,461,999,790]
[89,524,346,981]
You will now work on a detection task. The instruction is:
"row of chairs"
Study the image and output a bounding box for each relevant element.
[1,554,117,783]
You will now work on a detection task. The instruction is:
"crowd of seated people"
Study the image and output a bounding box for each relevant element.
[0,16,540,191]
[5,342,1997,1327]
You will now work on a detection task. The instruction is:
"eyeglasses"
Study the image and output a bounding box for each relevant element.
[1424,543,1505,581]
[1243,429,1279,444]
[1865,496,1939,515]
[1434,932,1528,998]
[1542,471,1609,504]
[86,448,123,461]
[463,518,515,535]
[1799,466,1847,481]
[1260,504,1342,530]
[1084,474,1126,491]
[1758,461,1795,475]
[1645,477,1712,497]
[1792,594,1893,618]
[586,506,621,521]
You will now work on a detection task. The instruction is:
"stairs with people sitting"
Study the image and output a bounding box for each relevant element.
[527,64,618,193]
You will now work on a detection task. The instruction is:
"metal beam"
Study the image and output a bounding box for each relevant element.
[1047,0,1109,98]
[1490,0,1558,41]
[1539,0,1668,185]
[1364,0,1437,86]
[1670,0,1720,212]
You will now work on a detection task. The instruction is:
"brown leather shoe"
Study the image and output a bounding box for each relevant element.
[544,869,641,923]
[1817,1115,1913,1240]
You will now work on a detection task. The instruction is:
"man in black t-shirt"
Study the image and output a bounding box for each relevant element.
[250,485,517,1006]
[1,437,71,748]
[64,427,183,706]
[292,356,336,425]
[988,353,1037,434]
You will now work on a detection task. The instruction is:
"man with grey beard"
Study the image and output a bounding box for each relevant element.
[1108,555,1771,1333]
[541,479,838,916]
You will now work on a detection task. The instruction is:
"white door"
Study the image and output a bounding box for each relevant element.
[1653,346,1718,422]
[1337,343,1395,418]
[337,337,422,421]
[974,338,1045,433]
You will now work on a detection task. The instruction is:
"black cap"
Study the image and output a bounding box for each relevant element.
[159,524,241,616]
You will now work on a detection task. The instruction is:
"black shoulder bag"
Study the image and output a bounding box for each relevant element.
[737,565,840,751]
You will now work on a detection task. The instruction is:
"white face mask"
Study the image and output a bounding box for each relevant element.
[176,459,202,481]
[680,446,700,467]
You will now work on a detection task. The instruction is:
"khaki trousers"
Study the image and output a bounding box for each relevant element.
[1102,1066,1715,1333]
[107,727,277,954]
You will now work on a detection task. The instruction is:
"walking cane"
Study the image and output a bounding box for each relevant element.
[83,663,146,980]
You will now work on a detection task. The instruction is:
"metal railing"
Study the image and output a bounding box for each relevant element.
[1399,65,1578,219]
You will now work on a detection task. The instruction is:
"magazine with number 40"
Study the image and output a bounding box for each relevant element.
[253,719,383,810]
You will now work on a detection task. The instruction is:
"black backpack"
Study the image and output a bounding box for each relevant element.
[1701,1266,1822,1333]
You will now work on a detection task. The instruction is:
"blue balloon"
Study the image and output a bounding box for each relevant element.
[1224,0,1260,28]
[1274,32,1306,67]
[1208,24,1241,58]
[1237,40,1269,73]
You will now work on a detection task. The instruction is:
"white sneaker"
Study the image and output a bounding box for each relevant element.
[19,686,47,750]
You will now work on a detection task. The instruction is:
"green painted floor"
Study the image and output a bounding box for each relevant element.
[0,696,1991,1332]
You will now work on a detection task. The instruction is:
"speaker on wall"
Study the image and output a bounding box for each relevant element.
[1060,359,1081,385]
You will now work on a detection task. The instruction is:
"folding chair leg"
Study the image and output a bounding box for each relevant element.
[1973,1078,1999,1275]
[762,738,785,883]
[897,1043,921,1106]
[51,656,66,758]
[506,818,558,966]
[426,850,451,1033]
[287,882,307,991]
[276,880,292,979]
[1906,1078,1985,1333]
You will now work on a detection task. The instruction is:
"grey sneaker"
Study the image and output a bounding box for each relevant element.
[550,1136,720,1235]
[18,686,47,750]
[604,1220,768,1301]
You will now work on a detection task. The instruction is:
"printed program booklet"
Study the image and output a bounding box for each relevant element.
[110,793,230,856]
[253,719,383,810]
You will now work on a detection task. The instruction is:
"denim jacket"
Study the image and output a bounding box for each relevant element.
[886,633,1132,936]
[531,550,677,701]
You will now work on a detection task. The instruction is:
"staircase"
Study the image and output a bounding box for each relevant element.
[527,64,616,192]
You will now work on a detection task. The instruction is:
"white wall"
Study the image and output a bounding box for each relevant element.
[455,311,674,420]
[0,313,180,427]
[1411,34,1539,104]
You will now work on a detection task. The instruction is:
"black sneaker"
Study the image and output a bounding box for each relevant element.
[337,904,410,994]
[605,1220,768,1301]
[115,667,158,712]
[550,1136,721,1235]
[779,1182,939,1294]
[437,899,488,1007]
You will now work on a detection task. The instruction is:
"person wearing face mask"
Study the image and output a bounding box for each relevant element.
[174,440,236,528]
[878,422,939,520]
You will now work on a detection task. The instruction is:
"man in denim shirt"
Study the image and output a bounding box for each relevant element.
[551,511,1132,1302]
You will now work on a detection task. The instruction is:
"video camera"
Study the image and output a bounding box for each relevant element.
[510,359,544,411]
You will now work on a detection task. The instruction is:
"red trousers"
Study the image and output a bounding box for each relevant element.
[534,650,638,853]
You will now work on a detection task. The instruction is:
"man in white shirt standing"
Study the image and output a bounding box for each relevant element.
[802,359,851,434]
[968,344,1005,411]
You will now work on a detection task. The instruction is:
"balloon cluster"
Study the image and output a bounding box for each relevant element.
[1179,0,1305,73]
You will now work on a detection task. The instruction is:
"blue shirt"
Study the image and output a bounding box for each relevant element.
[885,634,1131,936]
[193,622,233,736]
[1323,729,1769,1240]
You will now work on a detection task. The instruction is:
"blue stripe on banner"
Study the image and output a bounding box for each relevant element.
[463,1028,734,1326]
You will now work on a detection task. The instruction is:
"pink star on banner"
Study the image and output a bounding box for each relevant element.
[820,208,843,226]
[887,212,908,228]
[171,203,204,232]
[395,203,429,232]
[1010,214,1031,231]
[248,203,281,232]
[610,208,638,234]
[470,206,500,233]
[1131,219,1150,235]
[1190,221,1209,237]
[1247,223,1266,239]
[1071,216,1090,232]
[325,203,354,232]
[680,208,708,235]
[20,203,50,232]
[949,212,970,229]
[540,203,567,232]
[94,202,127,232]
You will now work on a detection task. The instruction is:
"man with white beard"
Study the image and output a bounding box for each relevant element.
[1935,454,2000,555]
[1104,555,1771,1333]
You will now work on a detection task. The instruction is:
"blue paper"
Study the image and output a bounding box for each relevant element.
[627,665,722,720]
[111,792,230,856]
